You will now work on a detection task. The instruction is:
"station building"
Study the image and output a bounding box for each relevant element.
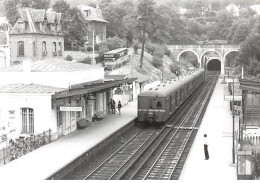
[0,59,136,139]
[239,79,260,145]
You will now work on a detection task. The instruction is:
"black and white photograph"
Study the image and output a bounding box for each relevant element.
[0,0,259,181]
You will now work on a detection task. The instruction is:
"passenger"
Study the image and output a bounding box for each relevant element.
[204,134,209,160]
[111,99,115,114]
[109,99,113,113]
[118,101,122,115]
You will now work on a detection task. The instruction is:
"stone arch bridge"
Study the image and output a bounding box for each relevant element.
[169,45,240,74]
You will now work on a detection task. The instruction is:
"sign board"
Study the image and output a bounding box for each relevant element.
[60,107,82,111]
[114,87,123,95]
[226,78,239,83]
[224,95,242,101]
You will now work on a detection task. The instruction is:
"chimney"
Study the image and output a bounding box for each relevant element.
[23,59,32,73]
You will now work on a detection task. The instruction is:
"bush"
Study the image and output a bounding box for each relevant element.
[152,56,163,68]
[78,56,92,64]
[98,45,109,56]
[153,46,165,58]
[169,63,180,75]
[145,42,156,54]
[87,46,93,52]
[79,47,88,52]
[72,45,80,51]
[65,55,73,61]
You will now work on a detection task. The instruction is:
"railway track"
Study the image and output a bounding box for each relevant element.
[81,72,219,180]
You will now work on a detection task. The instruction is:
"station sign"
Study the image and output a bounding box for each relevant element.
[225,78,239,83]
[224,95,242,101]
[60,106,82,111]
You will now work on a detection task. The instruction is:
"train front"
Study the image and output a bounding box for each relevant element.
[137,91,166,125]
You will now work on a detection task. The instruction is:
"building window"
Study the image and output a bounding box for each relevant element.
[42,41,47,56]
[51,24,56,33]
[53,42,57,56]
[57,111,62,127]
[58,42,62,56]
[21,108,34,134]
[17,41,24,56]
[17,21,25,32]
[84,10,90,17]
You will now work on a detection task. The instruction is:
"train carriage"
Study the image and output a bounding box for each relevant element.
[137,68,205,125]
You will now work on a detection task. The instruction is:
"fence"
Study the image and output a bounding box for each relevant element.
[0,124,77,167]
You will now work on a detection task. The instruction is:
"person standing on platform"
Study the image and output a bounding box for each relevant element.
[204,134,209,160]
[118,101,122,115]
[112,99,116,114]
[109,99,113,113]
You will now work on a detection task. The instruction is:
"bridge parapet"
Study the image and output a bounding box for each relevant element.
[169,44,239,50]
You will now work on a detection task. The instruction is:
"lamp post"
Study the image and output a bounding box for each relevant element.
[232,77,235,164]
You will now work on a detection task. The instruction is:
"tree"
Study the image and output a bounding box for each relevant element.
[52,0,70,15]
[63,7,88,49]
[236,34,260,76]
[137,0,155,68]
[231,21,250,44]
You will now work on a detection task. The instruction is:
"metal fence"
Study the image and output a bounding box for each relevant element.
[0,124,78,167]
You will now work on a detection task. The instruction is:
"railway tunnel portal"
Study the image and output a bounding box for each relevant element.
[169,45,239,74]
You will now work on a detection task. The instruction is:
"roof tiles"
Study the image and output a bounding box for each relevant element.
[0,59,102,72]
[0,83,66,94]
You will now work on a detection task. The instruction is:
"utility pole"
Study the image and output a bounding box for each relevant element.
[232,77,235,164]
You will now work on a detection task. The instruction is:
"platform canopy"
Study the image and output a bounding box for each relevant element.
[239,79,260,93]
[53,78,137,99]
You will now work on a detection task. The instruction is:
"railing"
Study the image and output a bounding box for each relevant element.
[42,51,47,57]
[243,132,260,146]
[0,124,79,167]
[52,52,57,56]
[0,129,52,166]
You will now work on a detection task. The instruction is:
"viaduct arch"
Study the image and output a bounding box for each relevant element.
[170,45,239,74]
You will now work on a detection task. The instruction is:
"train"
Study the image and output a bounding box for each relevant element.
[103,48,130,71]
[137,68,206,125]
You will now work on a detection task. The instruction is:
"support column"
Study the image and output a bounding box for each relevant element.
[221,58,225,75]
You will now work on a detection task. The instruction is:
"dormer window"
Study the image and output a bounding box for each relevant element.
[17,20,25,32]
[84,10,90,17]
[51,24,56,33]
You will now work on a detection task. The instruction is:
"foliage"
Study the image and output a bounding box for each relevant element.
[137,0,155,68]
[65,55,73,61]
[231,21,250,44]
[246,58,260,77]
[98,45,109,56]
[63,7,88,49]
[78,56,92,64]
[152,55,163,68]
[169,62,180,75]
[236,34,260,76]
[99,36,126,51]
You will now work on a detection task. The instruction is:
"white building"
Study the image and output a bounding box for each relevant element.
[0,84,65,138]
[0,59,105,138]
[0,60,137,139]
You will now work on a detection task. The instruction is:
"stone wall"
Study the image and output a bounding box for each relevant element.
[10,34,64,64]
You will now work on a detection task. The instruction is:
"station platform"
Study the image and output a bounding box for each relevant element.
[180,78,239,181]
[0,100,137,180]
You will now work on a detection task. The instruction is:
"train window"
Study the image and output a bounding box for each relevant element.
[149,99,153,109]
[156,101,162,109]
